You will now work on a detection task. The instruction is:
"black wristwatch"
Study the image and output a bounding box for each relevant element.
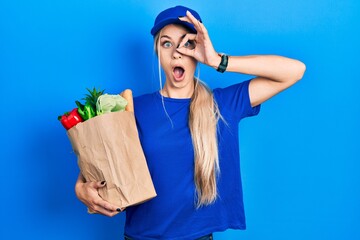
[217,53,229,73]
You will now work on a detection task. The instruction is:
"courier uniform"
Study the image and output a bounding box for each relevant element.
[125,80,260,240]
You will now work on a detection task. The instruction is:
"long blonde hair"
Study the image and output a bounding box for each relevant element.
[154,32,222,208]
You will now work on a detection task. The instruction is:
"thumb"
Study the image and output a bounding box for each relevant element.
[92,180,106,190]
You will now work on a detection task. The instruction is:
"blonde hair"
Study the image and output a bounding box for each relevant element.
[154,32,222,208]
[190,78,222,207]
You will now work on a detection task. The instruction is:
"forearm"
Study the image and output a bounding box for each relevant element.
[210,54,306,83]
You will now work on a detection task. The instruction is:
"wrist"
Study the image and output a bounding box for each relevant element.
[210,53,222,69]
[216,53,229,73]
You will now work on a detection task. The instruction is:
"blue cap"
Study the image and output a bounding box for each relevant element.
[150,5,202,37]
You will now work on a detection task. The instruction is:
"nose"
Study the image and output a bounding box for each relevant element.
[172,48,182,59]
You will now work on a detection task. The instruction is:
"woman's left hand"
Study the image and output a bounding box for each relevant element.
[177,10,220,68]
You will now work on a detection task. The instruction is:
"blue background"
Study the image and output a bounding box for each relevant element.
[1,0,359,239]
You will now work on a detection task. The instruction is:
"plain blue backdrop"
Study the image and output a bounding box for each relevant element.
[1,0,359,239]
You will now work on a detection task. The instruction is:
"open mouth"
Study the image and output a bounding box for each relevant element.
[173,66,185,81]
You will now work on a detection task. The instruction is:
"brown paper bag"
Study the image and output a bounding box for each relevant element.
[67,111,157,211]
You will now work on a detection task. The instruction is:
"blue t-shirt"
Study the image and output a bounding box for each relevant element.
[125,80,260,240]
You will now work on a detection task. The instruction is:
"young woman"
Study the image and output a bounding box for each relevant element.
[75,5,306,240]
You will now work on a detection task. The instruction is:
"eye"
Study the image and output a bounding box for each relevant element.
[183,40,195,49]
[162,41,172,48]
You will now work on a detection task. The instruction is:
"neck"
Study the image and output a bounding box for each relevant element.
[161,83,194,99]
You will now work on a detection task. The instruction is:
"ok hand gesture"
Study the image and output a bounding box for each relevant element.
[177,10,220,68]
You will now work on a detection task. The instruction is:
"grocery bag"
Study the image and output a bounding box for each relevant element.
[67,111,156,211]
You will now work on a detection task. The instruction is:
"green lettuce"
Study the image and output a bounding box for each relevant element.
[96,94,128,115]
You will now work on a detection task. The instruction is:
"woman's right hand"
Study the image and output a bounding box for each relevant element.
[75,173,121,217]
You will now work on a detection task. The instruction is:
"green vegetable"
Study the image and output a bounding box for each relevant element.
[96,94,128,115]
[75,87,104,120]
[76,101,96,120]
[83,87,104,112]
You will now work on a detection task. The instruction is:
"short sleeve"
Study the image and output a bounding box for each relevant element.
[213,79,261,121]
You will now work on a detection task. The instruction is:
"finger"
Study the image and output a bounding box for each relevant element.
[102,201,121,213]
[186,11,205,33]
[178,33,197,49]
[90,187,120,212]
[91,180,106,190]
[176,47,195,58]
[95,206,120,217]
[185,10,199,25]
[179,11,205,34]
[92,199,122,217]
[178,16,191,24]
[91,205,120,217]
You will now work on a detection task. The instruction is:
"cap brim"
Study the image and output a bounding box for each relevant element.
[150,18,197,36]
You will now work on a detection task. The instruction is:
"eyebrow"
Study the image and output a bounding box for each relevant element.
[160,34,187,40]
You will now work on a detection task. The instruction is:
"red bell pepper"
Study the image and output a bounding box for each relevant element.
[58,108,84,130]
